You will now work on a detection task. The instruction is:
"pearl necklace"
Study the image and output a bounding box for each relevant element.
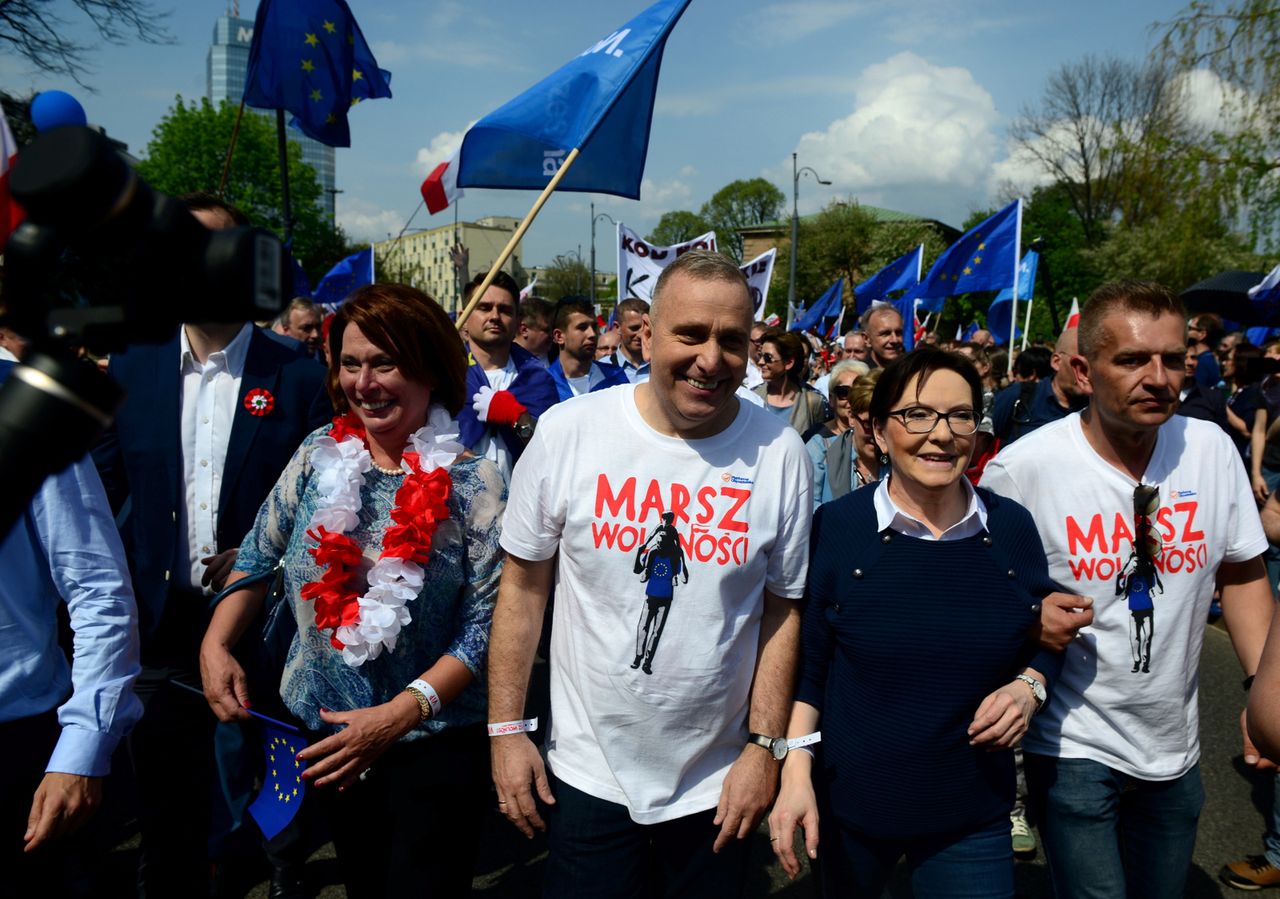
[370,461,407,476]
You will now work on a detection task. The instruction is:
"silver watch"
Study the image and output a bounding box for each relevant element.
[1016,674,1047,710]
[747,733,789,761]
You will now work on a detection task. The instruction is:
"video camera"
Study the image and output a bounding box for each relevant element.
[0,125,290,535]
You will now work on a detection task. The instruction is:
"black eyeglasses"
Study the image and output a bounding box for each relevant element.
[886,406,979,435]
[758,352,778,364]
[1133,484,1161,562]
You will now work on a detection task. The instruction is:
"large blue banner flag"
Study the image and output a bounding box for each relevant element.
[247,721,307,841]
[455,0,691,198]
[243,0,392,147]
[987,250,1039,346]
[901,199,1022,314]
[313,247,373,309]
[791,278,844,334]
[854,245,922,315]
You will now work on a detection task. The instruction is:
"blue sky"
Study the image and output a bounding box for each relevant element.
[7,0,1196,271]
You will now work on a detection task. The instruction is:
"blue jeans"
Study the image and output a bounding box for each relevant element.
[1264,772,1280,868]
[1263,466,1280,596]
[1025,754,1204,899]
[543,774,748,898]
[819,817,1014,899]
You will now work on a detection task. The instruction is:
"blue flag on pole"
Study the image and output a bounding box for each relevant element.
[854,245,922,315]
[454,0,691,198]
[313,247,373,309]
[901,200,1022,314]
[243,0,392,148]
[791,278,844,334]
[290,255,311,299]
[247,721,307,841]
[987,250,1038,346]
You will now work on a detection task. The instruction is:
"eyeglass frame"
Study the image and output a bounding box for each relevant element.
[884,405,980,436]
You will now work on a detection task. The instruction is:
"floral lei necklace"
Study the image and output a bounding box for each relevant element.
[300,404,464,667]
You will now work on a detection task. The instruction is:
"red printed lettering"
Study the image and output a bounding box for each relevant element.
[1156,507,1176,543]
[1110,513,1134,554]
[695,486,716,524]
[1066,514,1107,555]
[718,487,750,533]
[1175,501,1204,542]
[670,483,691,525]
[639,480,666,521]
[595,475,635,519]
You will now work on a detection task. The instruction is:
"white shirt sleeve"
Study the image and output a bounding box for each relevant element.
[765,435,813,599]
[499,415,565,561]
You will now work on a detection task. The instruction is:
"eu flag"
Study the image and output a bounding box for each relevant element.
[290,254,311,299]
[313,247,373,309]
[455,0,691,198]
[986,250,1038,345]
[791,278,844,334]
[854,245,922,315]
[247,721,307,841]
[902,200,1022,314]
[243,0,392,148]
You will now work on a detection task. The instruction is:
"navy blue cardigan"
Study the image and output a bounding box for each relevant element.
[797,484,1063,840]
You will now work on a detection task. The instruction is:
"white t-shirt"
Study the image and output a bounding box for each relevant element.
[475,359,518,481]
[566,373,592,396]
[500,384,812,823]
[980,412,1266,780]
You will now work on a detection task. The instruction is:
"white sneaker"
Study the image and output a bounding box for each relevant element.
[1011,814,1036,856]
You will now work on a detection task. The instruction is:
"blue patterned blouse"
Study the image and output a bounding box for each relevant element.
[234,427,506,739]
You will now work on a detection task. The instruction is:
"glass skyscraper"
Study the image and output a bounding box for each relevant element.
[207,13,336,220]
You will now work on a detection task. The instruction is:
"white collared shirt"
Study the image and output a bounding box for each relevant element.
[872,475,988,541]
[177,323,252,591]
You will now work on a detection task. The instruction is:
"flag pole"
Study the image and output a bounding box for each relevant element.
[1008,198,1023,373]
[1021,296,1033,351]
[218,99,248,198]
[275,109,294,247]
[455,147,581,331]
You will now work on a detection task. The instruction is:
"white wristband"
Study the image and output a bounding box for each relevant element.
[787,731,821,751]
[487,717,538,736]
[409,679,442,718]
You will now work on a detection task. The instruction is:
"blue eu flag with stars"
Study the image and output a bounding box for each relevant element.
[313,247,373,309]
[243,0,392,147]
[248,721,308,841]
[901,199,1021,314]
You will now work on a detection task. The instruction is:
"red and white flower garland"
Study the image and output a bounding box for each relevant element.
[300,405,464,667]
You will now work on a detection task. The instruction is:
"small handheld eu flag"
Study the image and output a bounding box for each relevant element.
[248,720,308,841]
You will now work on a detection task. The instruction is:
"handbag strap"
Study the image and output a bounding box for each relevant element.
[206,561,285,612]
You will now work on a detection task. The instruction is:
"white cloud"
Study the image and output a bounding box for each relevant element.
[790,52,999,222]
[338,198,406,243]
[413,122,476,175]
[1173,68,1252,135]
[734,1,873,43]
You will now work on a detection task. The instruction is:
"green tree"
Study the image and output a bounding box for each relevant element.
[699,178,785,262]
[1160,0,1280,249]
[647,210,712,245]
[1,0,172,86]
[136,96,348,281]
[540,254,591,303]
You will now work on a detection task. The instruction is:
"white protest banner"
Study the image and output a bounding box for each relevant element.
[739,248,776,319]
[616,222,717,302]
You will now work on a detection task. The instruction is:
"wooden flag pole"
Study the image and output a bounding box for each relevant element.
[455,147,581,331]
[217,99,248,198]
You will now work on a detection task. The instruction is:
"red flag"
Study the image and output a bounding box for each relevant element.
[0,102,26,246]
[1065,297,1080,330]
[420,151,463,215]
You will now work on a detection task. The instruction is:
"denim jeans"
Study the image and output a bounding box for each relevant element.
[543,774,748,899]
[1264,772,1280,868]
[819,816,1014,899]
[1025,754,1204,899]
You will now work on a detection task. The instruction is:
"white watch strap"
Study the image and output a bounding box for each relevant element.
[787,731,821,750]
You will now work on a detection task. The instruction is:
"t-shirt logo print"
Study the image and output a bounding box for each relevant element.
[630,511,688,675]
[1116,484,1163,674]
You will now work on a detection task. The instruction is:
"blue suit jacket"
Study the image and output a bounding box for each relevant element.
[548,357,629,402]
[93,327,332,640]
[456,343,558,463]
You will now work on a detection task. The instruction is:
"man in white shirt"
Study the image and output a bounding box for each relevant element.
[980,280,1274,899]
[609,297,651,383]
[489,250,811,896]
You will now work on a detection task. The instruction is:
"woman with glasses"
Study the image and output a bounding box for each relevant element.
[770,347,1063,898]
[752,328,830,440]
[806,364,881,509]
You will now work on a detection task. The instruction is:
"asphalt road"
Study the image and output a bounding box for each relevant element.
[90,620,1267,897]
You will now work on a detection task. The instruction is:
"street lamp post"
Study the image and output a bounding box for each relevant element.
[591,202,616,306]
[788,152,831,324]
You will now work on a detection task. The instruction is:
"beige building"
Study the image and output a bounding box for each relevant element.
[373,216,524,313]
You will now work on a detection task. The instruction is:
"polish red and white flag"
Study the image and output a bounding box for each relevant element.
[0,102,26,246]
[1065,297,1080,330]
[420,151,464,215]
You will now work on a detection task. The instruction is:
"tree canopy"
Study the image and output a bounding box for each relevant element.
[136,96,350,280]
[646,210,712,246]
[2,0,173,87]
[698,178,785,262]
